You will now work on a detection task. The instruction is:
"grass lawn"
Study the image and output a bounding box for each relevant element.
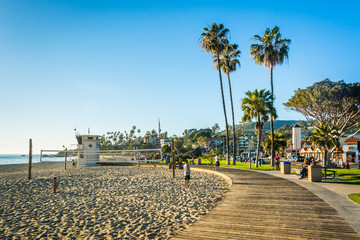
[198,157,275,171]
[323,169,360,185]
[348,193,360,205]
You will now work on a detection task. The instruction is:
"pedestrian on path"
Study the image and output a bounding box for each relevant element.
[215,154,220,170]
[275,154,280,170]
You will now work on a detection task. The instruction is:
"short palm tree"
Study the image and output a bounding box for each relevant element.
[250,26,291,167]
[262,131,287,155]
[215,43,241,164]
[241,89,276,167]
[312,124,340,166]
[200,23,231,164]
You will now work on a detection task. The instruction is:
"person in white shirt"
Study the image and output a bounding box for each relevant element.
[215,154,220,170]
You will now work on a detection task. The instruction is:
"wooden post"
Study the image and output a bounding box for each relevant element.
[171,138,175,178]
[28,139,32,180]
[64,148,67,170]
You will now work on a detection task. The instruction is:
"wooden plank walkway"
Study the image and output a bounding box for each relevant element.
[172,167,360,240]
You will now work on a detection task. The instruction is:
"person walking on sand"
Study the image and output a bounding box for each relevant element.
[215,154,220,170]
[53,177,58,193]
[184,160,191,187]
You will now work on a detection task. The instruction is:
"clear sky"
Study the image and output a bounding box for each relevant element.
[1,0,359,154]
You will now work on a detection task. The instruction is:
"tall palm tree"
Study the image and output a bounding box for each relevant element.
[241,89,276,167]
[250,26,291,167]
[217,43,241,165]
[200,23,231,165]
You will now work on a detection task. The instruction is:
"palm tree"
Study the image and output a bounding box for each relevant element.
[212,123,220,136]
[312,124,340,166]
[241,89,276,167]
[250,26,291,167]
[262,131,287,155]
[200,23,231,165]
[217,43,241,165]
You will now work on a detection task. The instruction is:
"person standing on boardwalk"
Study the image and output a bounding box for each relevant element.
[215,154,220,170]
[275,154,280,170]
[184,160,191,187]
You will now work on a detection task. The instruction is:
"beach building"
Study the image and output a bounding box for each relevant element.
[76,134,101,167]
[343,136,359,163]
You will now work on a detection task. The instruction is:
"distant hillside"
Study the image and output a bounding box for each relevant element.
[235,120,308,132]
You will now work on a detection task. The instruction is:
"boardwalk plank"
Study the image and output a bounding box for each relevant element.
[171,167,360,240]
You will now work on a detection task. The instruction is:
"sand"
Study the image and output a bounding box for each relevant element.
[0,162,230,239]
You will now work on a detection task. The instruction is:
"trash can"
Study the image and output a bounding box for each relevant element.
[308,165,322,182]
[196,158,201,165]
[165,157,170,164]
[281,161,291,174]
[178,161,183,169]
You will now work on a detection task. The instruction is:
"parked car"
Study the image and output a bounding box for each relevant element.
[296,156,305,162]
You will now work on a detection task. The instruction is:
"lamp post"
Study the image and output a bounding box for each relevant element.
[246,135,251,169]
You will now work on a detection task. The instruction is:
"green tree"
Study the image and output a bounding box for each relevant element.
[284,79,360,138]
[312,124,340,166]
[241,89,276,167]
[218,43,241,165]
[162,144,171,156]
[200,23,231,165]
[262,131,287,155]
[211,123,220,136]
[250,26,291,167]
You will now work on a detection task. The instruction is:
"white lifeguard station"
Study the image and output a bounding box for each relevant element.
[76,134,101,167]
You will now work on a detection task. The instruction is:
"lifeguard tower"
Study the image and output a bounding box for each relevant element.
[76,134,101,167]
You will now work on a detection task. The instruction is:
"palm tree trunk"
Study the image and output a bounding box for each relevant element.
[270,67,275,167]
[217,56,230,165]
[227,72,237,165]
[324,148,328,167]
[256,117,261,168]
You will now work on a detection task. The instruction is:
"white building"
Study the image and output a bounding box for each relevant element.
[292,124,302,150]
[76,135,101,167]
[160,138,171,148]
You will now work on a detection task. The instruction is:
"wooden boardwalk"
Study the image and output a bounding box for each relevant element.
[172,167,360,240]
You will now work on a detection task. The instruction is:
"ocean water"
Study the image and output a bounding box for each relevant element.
[0,154,65,165]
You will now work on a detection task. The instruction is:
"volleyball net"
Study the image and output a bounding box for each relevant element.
[40,148,163,165]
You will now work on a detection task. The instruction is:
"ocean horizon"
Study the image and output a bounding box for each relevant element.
[0,154,65,165]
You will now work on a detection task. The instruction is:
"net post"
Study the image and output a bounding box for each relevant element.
[64,148,67,170]
[28,139,32,180]
[160,145,163,163]
[40,150,43,163]
[172,138,175,178]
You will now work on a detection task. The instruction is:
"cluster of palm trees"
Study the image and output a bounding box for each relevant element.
[200,23,291,167]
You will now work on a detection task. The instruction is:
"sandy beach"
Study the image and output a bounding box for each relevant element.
[0,162,230,239]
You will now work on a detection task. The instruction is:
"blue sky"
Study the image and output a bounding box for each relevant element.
[0,0,359,153]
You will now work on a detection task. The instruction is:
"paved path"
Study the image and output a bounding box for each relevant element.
[265,170,360,235]
[172,167,360,240]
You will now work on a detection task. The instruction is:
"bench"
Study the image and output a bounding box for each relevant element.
[323,167,336,179]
